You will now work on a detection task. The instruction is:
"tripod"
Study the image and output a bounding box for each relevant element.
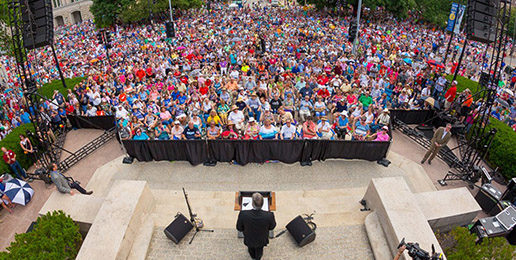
[182,188,214,244]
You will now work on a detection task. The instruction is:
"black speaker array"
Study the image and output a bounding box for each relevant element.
[20,0,54,50]
[466,0,498,43]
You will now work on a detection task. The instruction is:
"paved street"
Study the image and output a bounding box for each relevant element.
[147,225,373,260]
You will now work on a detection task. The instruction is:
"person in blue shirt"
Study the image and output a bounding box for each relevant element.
[334,111,350,139]
[182,121,201,140]
[353,117,370,141]
[177,92,188,105]
[133,128,149,140]
[20,110,31,124]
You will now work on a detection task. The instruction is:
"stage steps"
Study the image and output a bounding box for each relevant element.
[58,127,117,172]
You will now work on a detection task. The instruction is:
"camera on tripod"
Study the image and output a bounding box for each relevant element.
[397,238,443,260]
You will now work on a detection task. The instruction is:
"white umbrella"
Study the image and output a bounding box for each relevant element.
[4,179,34,206]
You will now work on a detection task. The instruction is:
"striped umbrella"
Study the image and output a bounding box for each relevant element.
[3,179,34,206]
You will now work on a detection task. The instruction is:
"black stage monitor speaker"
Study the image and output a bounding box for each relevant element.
[20,0,54,50]
[285,215,316,247]
[164,213,193,244]
[475,183,502,212]
[501,178,516,204]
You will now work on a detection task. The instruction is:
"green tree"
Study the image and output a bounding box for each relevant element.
[90,0,131,28]
[0,210,82,260]
[442,227,515,260]
[91,0,203,27]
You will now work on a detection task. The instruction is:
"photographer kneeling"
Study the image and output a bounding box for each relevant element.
[49,163,92,195]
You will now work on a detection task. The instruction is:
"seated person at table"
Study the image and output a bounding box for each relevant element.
[244,118,260,140]
[280,119,297,140]
[353,117,370,140]
[154,122,170,140]
[370,126,390,141]
[182,121,201,140]
[206,121,221,139]
[302,117,318,139]
[259,119,278,140]
[221,121,239,139]
[317,116,333,140]
[335,111,349,139]
[170,120,184,140]
[133,128,149,140]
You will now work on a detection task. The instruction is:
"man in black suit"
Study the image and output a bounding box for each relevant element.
[236,193,276,260]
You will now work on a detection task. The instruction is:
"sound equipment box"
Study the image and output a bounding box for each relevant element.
[164,213,193,244]
[285,215,316,247]
[488,200,512,216]
[506,226,516,245]
[475,183,502,212]
[501,178,516,204]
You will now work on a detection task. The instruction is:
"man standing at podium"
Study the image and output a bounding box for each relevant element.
[236,193,276,260]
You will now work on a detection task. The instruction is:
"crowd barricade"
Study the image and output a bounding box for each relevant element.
[390,109,435,125]
[68,115,116,130]
[122,139,391,166]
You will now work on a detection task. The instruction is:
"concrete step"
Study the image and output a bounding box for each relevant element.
[76,180,155,260]
[365,212,392,260]
[128,216,155,260]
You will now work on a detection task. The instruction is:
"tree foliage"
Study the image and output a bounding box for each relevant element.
[0,210,82,260]
[440,226,515,260]
[90,0,203,27]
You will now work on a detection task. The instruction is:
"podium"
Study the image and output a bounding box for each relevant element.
[235,191,276,238]
[234,191,276,211]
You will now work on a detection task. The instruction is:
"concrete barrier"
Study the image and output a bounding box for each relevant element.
[76,180,155,260]
[416,188,481,232]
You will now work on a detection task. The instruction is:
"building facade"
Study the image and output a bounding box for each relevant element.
[52,0,93,26]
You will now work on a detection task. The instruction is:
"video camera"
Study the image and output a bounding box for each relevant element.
[397,238,444,260]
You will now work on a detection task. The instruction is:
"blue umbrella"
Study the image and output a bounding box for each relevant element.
[3,179,34,206]
[403,58,412,65]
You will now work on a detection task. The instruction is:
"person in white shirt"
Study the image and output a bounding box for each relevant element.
[228,105,245,131]
[280,119,297,140]
[115,105,129,120]
[85,104,97,117]
[317,116,333,139]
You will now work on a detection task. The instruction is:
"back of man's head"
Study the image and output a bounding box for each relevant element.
[252,193,264,210]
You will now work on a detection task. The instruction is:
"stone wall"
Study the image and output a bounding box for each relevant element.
[52,0,93,26]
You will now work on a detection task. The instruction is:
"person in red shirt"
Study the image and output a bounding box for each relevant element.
[2,147,27,180]
[444,80,457,110]
[136,69,146,81]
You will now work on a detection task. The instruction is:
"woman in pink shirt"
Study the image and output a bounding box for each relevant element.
[159,107,172,125]
[372,126,390,141]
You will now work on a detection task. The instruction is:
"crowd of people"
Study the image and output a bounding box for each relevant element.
[0,2,515,144]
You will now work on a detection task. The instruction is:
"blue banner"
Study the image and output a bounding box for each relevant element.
[446,3,459,32]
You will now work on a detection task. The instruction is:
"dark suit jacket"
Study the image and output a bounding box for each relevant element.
[236,209,276,247]
[431,127,452,145]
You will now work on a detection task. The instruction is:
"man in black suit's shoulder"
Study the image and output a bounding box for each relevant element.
[236,193,276,260]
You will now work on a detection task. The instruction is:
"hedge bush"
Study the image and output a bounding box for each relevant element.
[0,124,35,177]
[0,210,82,260]
[485,118,516,180]
[437,226,515,260]
[37,77,85,99]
